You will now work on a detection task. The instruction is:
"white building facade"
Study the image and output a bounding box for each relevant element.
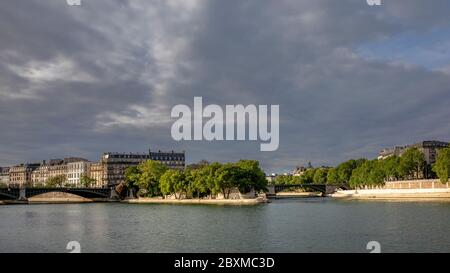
[67,161,91,187]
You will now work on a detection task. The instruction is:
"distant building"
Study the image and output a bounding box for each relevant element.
[266,174,277,183]
[378,140,449,164]
[292,166,307,177]
[67,160,91,187]
[31,157,89,187]
[0,167,10,185]
[89,162,104,187]
[102,149,185,187]
[9,163,40,187]
[31,164,49,186]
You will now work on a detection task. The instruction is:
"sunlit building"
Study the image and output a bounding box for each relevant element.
[378,140,449,164]
[102,149,185,187]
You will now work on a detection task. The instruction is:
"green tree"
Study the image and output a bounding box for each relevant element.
[326,168,339,184]
[203,162,222,197]
[136,160,168,197]
[399,148,426,179]
[349,161,371,188]
[214,163,241,199]
[80,174,96,188]
[433,147,450,183]
[46,175,66,188]
[300,169,316,184]
[367,160,386,186]
[313,168,328,184]
[382,156,401,181]
[124,166,141,196]
[159,170,178,199]
[234,160,267,193]
[336,159,365,184]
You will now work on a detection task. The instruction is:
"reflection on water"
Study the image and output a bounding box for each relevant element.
[0,198,449,253]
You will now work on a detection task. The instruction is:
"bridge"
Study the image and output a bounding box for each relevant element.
[267,184,350,197]
[0,187,116,201]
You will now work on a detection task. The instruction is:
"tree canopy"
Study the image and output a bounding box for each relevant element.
[433,147,450,183]
[125,159,267,199]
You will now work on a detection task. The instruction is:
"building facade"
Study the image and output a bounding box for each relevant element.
[67,160,91,187]
[30,158,89,187]
[102,149,185,186]
[0,167,10,186]
[378,140,449,164]
[89,162,104,187]
[31,164,49,186]
[9,163,40,188]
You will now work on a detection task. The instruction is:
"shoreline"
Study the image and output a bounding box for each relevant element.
[122,196,268,205]
[332,188,450,202]
[274,192,322,198]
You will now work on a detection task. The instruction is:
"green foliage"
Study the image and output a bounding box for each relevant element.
[335,159,365,184]
[433,147,450,183]
[234,160,267,193]
[382,156,401,181]
[45,175,66,188]
[313,168,328,184]
[160,169,188,199]
[300,169,316,184]
[0,182,7,188]
[124,166,141,189]
[273,175,303,185]
[124,159,267,199]
[80,174,96,188]
[399,148,426,179]
[135,160,168,197]
[347,148,429,188]
[326,168,339,184]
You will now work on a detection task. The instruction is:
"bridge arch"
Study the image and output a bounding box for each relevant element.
[0,192,17,200]
[26,188,110,199]
[0,188,20,200]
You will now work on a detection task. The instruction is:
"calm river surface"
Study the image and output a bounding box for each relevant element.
[1,198,449,253]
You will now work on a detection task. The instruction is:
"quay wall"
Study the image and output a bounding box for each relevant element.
[332,179,450,201]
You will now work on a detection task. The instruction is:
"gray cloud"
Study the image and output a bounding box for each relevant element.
[1,0,450,173]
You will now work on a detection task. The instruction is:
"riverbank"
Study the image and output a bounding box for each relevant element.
[332,188,450,201]
[275,192,322,198]
[122,196,268,205]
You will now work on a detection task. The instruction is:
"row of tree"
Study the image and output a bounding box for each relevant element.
[125,160,268,199]
[273,146,450,188]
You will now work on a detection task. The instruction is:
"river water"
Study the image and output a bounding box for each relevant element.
[0,198,449,253]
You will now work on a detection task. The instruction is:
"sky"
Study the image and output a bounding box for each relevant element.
[1,0,450,173]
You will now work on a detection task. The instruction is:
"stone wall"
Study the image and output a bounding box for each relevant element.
[384,179,449,190]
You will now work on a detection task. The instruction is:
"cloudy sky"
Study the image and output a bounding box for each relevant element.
[1,0,450,173]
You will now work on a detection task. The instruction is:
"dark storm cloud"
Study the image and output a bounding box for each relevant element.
[1,0,450,173]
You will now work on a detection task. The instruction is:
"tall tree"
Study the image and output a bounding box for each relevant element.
[399,148,426,179]
[136,160,168,197]
[234,160,267,193]
[160,170,175,197]
[326,168,339,184]
[382,156,401,181]
[313,168,328,184]
[433,147,450,183]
